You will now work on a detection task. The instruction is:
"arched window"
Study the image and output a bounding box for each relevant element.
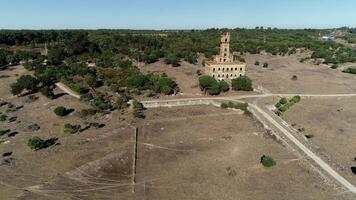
[234,74,237,77]
[240,74,242,77]
[218,68,221,71]
[222,68,225,72]
[230,74,233,77]
[222,74,225,78]
[218,74,220,77]
[226,68,229,71]
[213,68,215,72]
[240,68,243,71]
[235,68,237,70]
[231,68,233,71]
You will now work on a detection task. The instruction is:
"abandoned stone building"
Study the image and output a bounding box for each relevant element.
[205,32,246,80]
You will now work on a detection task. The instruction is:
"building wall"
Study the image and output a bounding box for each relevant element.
[206,63,246,80]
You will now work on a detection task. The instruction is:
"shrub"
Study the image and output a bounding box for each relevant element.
[290,95,301,103]
[27,137,45,151]
[219,80,230,92]
[40,86,54,99]
[80,108,96,117]
[255,61,260,66]
[208,84,221,95]
[0,129,10,136]
[64,123,81,134]
[133,100,145,118]
[279,97,288,105]
[26,95,39,103]
[221,103,228,109]
[92,94,113,111]
[291,75,298,80]
[109,83,119,93]
[263,62,269,68]
[231,76,253,91]
[260,155,276,167]
[54,106,69,116]
[343,67,356,74]
[278,106,287,112]
[0,114,7,122]
[331,64,339,69]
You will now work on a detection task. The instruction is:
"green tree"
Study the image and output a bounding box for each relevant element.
[54,106,68,116]
[10,82,23,96]
[218,80,230,92]
[47,47,66,65]
[27,137,45,151]
[198,75,218,91]
[125,74,150,89]
[84,73,97,88]
[231,76,253,91]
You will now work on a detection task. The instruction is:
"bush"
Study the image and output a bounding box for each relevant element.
[133,100,145,118]
[64,123,81,134]
[291,75,298,80]
[290,95,301,103]
[125,74,150,89]
[343,67,356,74]
[0,114,7,122]
[80,108,96,117]
[221,103,228,109]
[54,106,69,116]
[40,86,54,99]
[278,106,287,112]
[255,61,260,66]
[331,64,339,69]
[263,62,269,68]
[231,76,253,91]
[27,137,45,151]
[218,80,230,92]
[0,129,10,136]
[279,97,288,105]
[92,94,113,111]
[260,155,276,167]
[208,84,221,95]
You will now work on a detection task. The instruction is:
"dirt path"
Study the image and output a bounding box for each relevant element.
[55,82,80,99]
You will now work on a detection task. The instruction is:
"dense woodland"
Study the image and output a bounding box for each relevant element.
[1,28,356,101]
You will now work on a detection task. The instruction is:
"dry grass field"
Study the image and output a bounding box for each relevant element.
[132,105,352,200]
[1,57,356,199]
[245,54,356,94]
[282,97,356,186]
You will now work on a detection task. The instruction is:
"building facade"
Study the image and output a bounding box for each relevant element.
[205,32,246,80]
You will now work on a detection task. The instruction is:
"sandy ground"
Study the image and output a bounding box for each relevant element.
[281,97,356,186]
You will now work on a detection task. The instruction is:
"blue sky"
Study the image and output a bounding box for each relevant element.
[1,0,355,29]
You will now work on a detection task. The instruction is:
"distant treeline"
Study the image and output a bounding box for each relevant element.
[1,28,356,67]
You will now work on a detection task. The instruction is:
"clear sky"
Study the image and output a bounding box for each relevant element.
[1,0,355,29]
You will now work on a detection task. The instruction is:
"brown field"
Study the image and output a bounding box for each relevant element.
[281,97,356,186]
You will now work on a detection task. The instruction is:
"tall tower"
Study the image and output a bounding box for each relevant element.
[216,32,233,63]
